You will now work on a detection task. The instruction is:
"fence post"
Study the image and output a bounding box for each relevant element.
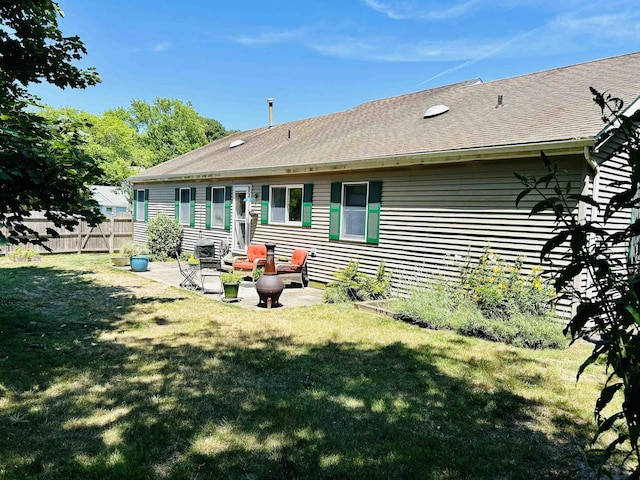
[77,220,82,254]
[109,216,114,254]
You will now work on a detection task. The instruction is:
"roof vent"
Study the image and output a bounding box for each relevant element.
[229,139,245,149]
[423,104,450,118]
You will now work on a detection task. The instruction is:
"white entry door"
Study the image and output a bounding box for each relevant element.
[231,185,252,253]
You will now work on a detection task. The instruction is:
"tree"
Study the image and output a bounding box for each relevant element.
[516,89,640,477]
[204,117,237,143]
[0,1,103,247]
[40,106,154,187]
[116,98,208,165]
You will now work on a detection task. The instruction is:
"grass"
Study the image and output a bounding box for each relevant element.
[0,254,624,479]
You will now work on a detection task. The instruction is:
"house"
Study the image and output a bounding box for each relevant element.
[129,52,640,306]
[91,185,129,216]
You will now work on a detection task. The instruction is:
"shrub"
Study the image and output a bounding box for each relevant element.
[324,260,392,302]
[146,214,183,261]
[8,245,40,261]
[458,247,555,319]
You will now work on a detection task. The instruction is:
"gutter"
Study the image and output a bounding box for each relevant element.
[130,138,595,184]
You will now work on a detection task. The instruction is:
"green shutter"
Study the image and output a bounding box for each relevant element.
[261,185,269,224]
[133,190,138,220]
[302,183,313,227]
[224,186,232,231]
[329,182,342,240]
[189,187,196,227]
[174,188,180,220]
[205,187,212,229]
[366,181,382,244]
[144,189,149,222]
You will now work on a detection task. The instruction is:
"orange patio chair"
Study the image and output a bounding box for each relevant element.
[276,249,309,287]
[232,244,267,279]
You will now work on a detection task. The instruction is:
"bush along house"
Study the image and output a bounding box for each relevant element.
[129,52,640,312]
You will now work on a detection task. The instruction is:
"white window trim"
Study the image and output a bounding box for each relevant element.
[269,184,303,226]
[210,186,225,228]
[340,181,369,242]
[179,187,190,225]
[135,189,145,222]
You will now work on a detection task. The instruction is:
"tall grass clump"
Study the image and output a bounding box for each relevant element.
[395,249,565,349]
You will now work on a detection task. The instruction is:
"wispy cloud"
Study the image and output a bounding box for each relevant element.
[362,0,481,21]
[152,42,172,52]
[310,36,499,62]
[234,27,308,46]
[230,2,639,71]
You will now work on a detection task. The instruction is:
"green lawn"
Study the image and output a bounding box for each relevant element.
[0,254,612,479]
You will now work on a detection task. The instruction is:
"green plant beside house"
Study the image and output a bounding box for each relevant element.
[324,261,392,303]
[394,249,563,350]
[146,214,183,261]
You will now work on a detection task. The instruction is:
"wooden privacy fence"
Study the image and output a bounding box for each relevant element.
[2,213,133,255]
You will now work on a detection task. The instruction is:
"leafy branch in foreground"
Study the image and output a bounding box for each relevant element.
[516,88,640,477]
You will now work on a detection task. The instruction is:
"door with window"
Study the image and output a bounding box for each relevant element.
[232,185,252,253]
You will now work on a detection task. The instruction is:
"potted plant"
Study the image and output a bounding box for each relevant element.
[122,242,150,272]
[220,271,242,300]
[111,243,134,266]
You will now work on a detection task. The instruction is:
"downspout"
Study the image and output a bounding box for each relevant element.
[573,146,599,315]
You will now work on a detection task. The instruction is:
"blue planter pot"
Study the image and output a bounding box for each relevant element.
[130,255,149,272]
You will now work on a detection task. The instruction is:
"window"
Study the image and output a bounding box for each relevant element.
[174,187,195,226]
[329,181,382,243]
[270,185,302,225]
[210,187,225,227]
[134,189,148,222]
[180,189,190,224]
[341,183,367,240]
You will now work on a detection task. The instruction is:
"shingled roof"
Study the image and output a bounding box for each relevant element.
[131,52,640,183]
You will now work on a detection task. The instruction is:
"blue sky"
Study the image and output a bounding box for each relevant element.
[30,0,640,132]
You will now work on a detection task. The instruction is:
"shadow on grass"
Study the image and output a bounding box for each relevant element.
[0,265,593,479]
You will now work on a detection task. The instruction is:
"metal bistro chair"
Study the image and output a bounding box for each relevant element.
[198,244,222,294]
[176,252,200,290]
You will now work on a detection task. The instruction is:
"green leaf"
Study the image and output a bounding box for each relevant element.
[540,230,569,261]
[593,411,625,443]
[595,383,623,414]
[515,188,532,207]
[567,194,600,209]
[530,197,559,216]
[616,301,640,327]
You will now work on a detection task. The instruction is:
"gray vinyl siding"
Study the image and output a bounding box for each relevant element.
[594,152,632,267]
[134,155,585,316]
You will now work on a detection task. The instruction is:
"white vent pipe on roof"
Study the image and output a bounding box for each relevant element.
[268,98,274,127]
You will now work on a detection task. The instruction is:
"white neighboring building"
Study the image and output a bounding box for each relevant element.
[91,186,129,216]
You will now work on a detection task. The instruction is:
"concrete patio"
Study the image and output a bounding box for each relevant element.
[119,260,324,309]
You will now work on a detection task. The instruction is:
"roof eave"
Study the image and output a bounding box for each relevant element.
[130,138,595,184]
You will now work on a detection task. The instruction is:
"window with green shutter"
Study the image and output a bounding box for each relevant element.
[134,189,145,222]
[189,187,196,227]
[224,186,232,230]
[302,183,313,227]
[206,187,225,229]
[177,188,191,225]
[261,185,269,224]
[144,189,149,222]
[329,180,382,244]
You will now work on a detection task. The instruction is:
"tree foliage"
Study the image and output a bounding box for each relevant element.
[516,89,640,477]
[40,106,154,187]
[0,0,103,247]
[115,98,208,165]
